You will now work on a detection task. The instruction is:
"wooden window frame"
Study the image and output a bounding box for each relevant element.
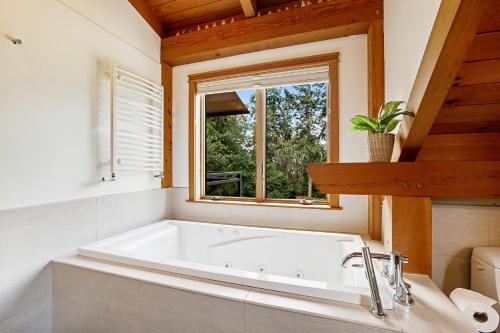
[188,53,340,209]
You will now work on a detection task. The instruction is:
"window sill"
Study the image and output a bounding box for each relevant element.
[186,199,342,210]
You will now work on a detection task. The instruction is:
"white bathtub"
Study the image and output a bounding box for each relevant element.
[78,220,393,308]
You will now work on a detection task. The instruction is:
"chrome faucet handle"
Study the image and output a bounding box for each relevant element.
[388,251,407,287]
[395,281,413,306]
[391,251,414,306]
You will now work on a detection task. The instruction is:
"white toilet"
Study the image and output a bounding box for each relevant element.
[471,247,500,313]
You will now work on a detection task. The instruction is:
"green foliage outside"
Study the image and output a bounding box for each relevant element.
[205,83,328,200]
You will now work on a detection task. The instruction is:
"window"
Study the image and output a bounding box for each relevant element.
[189,53,339,208]
[204,89,256,198]
[265,83,327,201]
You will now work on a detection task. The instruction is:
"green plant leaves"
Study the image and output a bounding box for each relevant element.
[351,101,415,134]
[350,115,381,132]
[385,119,400,133]
[378,100,404,118]
[352,124,373,131]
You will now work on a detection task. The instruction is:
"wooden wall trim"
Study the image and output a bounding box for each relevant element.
[161,63,173,188]
[391,196,432,275]
[327,61,340,208]
[367,19,385,118]
[368,195,382,240]
[367,19,384,240]
[255,89,265,202]
[188,81,197,201]
[188,53,339,83]
[392,0,490,162]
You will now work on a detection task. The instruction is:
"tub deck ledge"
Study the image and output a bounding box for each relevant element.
[52,255,475,333]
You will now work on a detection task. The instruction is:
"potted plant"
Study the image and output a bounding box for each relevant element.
[350,101,415,162]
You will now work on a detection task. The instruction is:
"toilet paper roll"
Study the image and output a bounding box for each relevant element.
[450,288,499,333]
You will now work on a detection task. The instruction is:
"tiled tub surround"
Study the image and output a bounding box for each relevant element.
[52,256,475,333]
[0,189,172,333]
[171,187,369,234]
[3,191,498,333]
[77,220,392,307]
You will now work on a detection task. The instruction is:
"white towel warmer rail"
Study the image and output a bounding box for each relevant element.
[103,64,164,181]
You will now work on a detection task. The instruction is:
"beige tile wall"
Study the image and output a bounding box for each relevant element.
[52,263,397,333]
[244,304,394,333]
[171,187,369,234]
[432,204,500,295]
[52,263,245,333]
[137,281,245,333]
[0,189,172,333]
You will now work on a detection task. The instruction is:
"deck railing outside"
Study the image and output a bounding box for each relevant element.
[206,171,242,197]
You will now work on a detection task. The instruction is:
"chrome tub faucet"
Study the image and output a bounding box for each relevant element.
[342,247,414,318]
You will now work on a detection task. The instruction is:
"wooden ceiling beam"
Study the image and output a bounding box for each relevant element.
[161,0,382,65]
[391,0,490,162]
[240,0,258,17]
[307,161,500,198]
[129,0,166,37]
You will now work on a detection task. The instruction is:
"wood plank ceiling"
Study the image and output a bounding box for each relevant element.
[144,0,293,35]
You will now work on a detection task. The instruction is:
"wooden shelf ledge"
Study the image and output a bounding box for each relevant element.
[308,161,500,198]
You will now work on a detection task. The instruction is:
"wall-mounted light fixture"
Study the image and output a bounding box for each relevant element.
[5,35,22,46]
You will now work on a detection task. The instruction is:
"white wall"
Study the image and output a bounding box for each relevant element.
[0,1,169,332]
[384,0,441,102]
[172,36,370,234]
[0,0,162,210]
